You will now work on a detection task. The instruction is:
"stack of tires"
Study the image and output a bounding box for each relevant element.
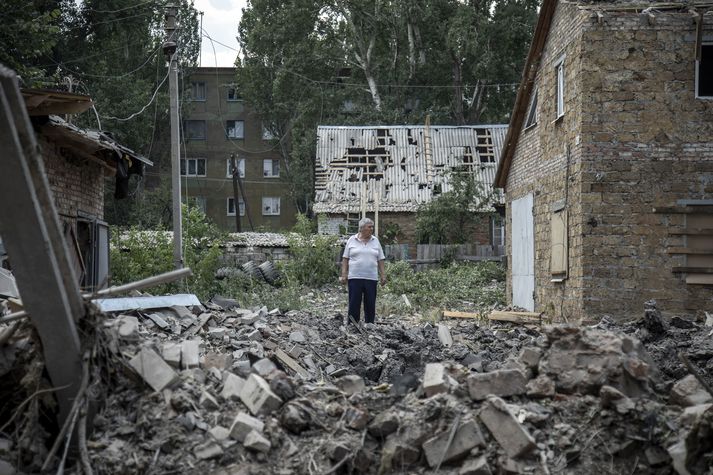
[216,260,280,286]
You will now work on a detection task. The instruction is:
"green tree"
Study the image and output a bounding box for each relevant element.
[415,170,495,244]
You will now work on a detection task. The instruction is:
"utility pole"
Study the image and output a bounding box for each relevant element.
[164,5,183,269]
[230,153,241,232]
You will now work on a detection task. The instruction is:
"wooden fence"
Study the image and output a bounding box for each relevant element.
[383,243,505,269]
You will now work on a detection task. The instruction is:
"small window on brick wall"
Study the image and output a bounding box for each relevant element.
[550,206,568,278]
[554,58,565,119]
[696,43,713,98]
[524,89,538,129]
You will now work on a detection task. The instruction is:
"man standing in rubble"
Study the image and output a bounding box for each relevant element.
[339,218,386,327]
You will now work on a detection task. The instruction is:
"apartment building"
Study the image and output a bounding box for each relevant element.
[182,67,296,231]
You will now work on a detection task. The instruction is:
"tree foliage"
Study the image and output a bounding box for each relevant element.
[236,0,539,212]
[415,170,496,244]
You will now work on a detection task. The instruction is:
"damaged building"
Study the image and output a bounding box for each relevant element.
[313,124,508,248]
[495,0,713,320]
[13,88,150,290]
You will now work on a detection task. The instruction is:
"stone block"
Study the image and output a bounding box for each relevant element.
[202,352,232,371]
[193,441,223,460]
[518,347,542,368]
[437,324,453,347]
[117,315,139,339]
[479,396,535,458]
[526,375,555,398]
[239,374,283,416]
[423,363,449,397]
[162,342,181,368]
[199,391,219,411]
[229,412,265,442]
[670,375,713,407]
[181,340,200,369]
[220,373,246,401]
[336,375,366,395]
[244,429,271,453]
[345,407,370,430]
[368,412,399,437]
[129,347,179,392]
[252,358,278,379]
[467,369,528,400]
[207,327,227,340]
[289,331,306,343]
[208,426,231,442]
[422,420,485,468]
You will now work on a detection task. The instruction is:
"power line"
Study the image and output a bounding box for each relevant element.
[63,10,154,31]
[80,0,156,14]
[102,69,169,121]
[49,44,162,79]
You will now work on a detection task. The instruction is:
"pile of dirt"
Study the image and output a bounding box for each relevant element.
[0,296,711,475]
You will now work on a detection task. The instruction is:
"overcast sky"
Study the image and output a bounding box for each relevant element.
[194,0,247,67]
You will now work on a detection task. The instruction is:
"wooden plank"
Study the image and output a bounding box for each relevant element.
[672,267,713,274]
[666,247,713,255]
[489,310,542,324]
[685,274,713,285]
[442,310,481,320]
[275,348,310,379]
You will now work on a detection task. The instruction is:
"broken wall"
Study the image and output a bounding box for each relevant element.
[504,1,587,320]
[578,11,713,318]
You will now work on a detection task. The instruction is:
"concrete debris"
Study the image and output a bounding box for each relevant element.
[479,396,535,458]
[239,374,283,416]
[4,291,713,474]
[422,419,485,467]
[129,347,179,392]
[467,369,528,400]
[670,374,713,407]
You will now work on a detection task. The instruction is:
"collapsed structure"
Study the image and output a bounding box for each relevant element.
[495,0,713,320]
[314,124,507,248]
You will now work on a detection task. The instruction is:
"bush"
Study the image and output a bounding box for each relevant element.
[281,214,339,287]
[110,204,226,301]
[384,260,505,310]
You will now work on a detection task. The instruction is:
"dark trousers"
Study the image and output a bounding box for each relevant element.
[348,279,377,323]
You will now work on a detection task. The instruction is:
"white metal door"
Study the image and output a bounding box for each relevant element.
[511,193,534,311]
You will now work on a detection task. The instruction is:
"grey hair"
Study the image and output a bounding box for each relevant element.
[358,217,374,231]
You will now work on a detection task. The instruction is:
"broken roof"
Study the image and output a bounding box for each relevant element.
[313,125,507,214]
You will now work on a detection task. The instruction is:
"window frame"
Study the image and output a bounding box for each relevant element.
[524,88,538,130]
[696,43,713,99]
[263,159,280,178]
[226,197,245,216]
[227,86,241,102]
[180,158,207,177]
[226,158,245,178]
[191,81,206,102]
[554,56,565,120]
[183,120,206,140]
[226,120,245,139]
[262,196,281,216]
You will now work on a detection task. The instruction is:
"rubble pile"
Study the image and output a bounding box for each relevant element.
[0,296,712,474]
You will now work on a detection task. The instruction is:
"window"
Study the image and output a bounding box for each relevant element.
[227,197,245,216]
[180,158,206,177]
[696,44,713,98]
[262,197,280,216]
[227,87,241,101]
[262,124,275,140]
[226,158,245,178]
[191,82,206,101]
[184,120,206,140]
[550,207,568,277]
[263,159,279,178]
[555,58,565,119]
[226,120,244,139]
[491,215,505,248]
[524,89,538,129]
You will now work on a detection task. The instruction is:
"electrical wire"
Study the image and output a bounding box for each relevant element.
[50,44,162,79]
[102,69,169,121]
[80,0,156,14]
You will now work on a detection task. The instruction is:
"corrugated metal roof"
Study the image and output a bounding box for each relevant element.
[314,125,507,214]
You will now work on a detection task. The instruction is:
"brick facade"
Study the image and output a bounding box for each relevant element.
[503,2,713,322]
[39,134,105,225]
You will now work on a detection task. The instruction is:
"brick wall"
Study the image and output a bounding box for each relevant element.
[504,2,587,321]
[39,134,105,226]
[579,12,713,319]
[505,5,713,322]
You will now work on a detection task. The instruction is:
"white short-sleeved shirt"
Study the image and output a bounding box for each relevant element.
[342,234,385,280]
